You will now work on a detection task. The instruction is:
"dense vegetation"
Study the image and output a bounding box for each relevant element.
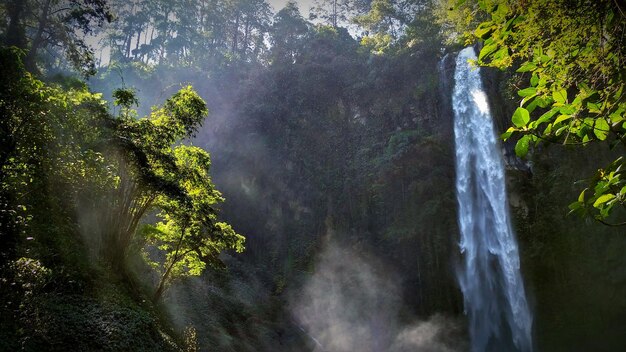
[1,0,626,351]
[475,0,626,225]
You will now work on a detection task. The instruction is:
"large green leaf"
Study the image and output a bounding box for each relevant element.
[479,42,498,61]
[515,135,531,157]
[593,118,610,140]
[593,193,615,208]
[512,107,530,127]
[554,114,571,125]
[475,24,494,39]
[536,107,558,125]
[501,127,516,140]
[518,87,537,97]
[553,89,568,104]
[516,62,537,73]
[530,73,539,87]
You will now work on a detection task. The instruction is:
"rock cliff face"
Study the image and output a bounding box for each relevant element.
[480,61,531,173]
[438,51,456,138]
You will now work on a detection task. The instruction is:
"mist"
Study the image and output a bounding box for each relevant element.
[292,236,466,352]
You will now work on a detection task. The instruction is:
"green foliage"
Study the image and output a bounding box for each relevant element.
[0,49,243,352]
[96,85,243,301]
[0,0,112,75]
[17,294,179,351]
[140,145,244,301]
[310,0,362,28]
[7,257,51,297]
[113,87,140,108]
[0,246,179,351]
[511,107,529,128]
[104,0,272,68]
[270,1,311,63]
[353,0,399,36]
[353,0,446,54]
[434,0,485,45]
[384,129,421,161]
[0,47,110,261]
[360,32,394,54]
[161,87,210,137]
[474,0,626,224]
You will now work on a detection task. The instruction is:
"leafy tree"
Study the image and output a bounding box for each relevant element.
[433,0,483,45]
[354,0,399,52]
[354,0,442,54]
[141,146,244,302]
[309,0,368,28]
[474,0,626,225]
[354,0,404,35]
[225,0,272,59]
[0,47,109,263]
[0,0,113,75]
[104,0,151,63]
[269,0,311,63]
[97,86,244,292]
[1,46,243,331]
[102,0,272,67]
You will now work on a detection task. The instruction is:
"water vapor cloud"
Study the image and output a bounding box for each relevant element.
[292,238,465,352]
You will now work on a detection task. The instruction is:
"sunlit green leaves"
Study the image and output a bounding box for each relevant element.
[593,193,615,208]
[479,41,499,61]
[101,84,243,297]
[475,23,495,39]
[1,47,112,239]
[112,88,139,108]
[535,108,558,125]
[162,86,208,138]
[593,118,610,140]
[516,62,537,73]
[120,97,243,301]
[568,157,626,223]
[515,134,531,157]
[473,0,626,224]
[553,114,571,125]
[552,89,568,105]
[512,107,530,127]
[501,126,515,140]
[517,87,536,98]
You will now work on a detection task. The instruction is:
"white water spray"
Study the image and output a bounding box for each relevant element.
[453,47,533,352]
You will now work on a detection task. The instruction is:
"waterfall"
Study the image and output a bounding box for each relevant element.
[453,47,533,352]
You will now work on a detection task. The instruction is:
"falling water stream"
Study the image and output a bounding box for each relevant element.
[453,47,533,352]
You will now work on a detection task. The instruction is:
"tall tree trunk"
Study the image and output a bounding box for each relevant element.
[134,28,142,59]
[152,226,187,302]
[125,33,132,59]
[199,0,206,27]
[332,0,337,27]
[25,0,52,72]
[145,26,155,63]
[127,2,137,59]
[243,17,250,56]
[159,11,171,65]
[232,12,240,54]
[5,0,26,48]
